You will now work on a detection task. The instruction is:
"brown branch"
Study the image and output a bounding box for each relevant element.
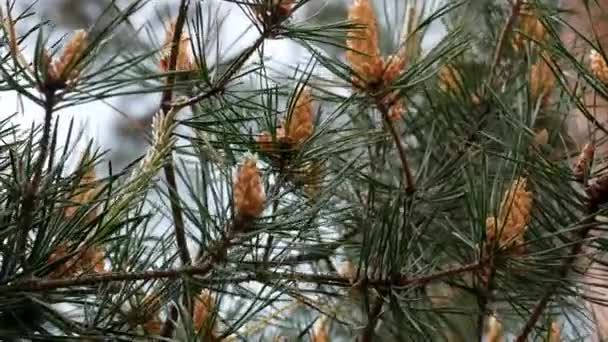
[159,0,191,267]
[0,259,483,294]
[476,248,496,342]
[156,0,192,337]
[377,102,415,193]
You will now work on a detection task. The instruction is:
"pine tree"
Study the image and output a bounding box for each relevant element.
[1,0,608,340]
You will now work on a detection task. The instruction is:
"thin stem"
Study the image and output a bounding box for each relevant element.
[378,102,415,193]
[487,0,523,86]
[15,89,55,269]
[160,0,191,268]
[476,249,495,342]
[157,0,191,336]
[360,297,384,342]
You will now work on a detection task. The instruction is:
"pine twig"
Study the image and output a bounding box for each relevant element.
[476,250,496,342]
[157,0,191,337]
[377,102,415,193]
[15,89,56,269]
[0,259,483,294]
[160,0,191,268]
[487,0,524,85]
[360,296,384,342]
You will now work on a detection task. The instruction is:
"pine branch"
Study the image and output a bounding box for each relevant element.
[157,0,191,337]
[160,0,191,268]
[377,101,415,193]
[360,296,383,342]
[0,258,483,294]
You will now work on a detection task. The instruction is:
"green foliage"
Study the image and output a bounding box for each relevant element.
[0,0,607,341]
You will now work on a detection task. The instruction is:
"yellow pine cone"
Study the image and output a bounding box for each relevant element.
[513,6,546,52]
[529,57,555,102]
[47,242,105,278]
[233,155,266,218]
[438,64,461,93]
[346,0,384,85]
[159,20,195,72]
[64,157,99,221]
[140,294,162,334]
[193,289,216,331]
[47,29,88,84]
[256,86,316,153]
[486,177,532,251]
[485,315,504,342]
[590,49,608,84]
[287,87,314,144]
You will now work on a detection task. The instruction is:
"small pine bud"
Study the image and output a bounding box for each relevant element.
[302,160,325,198]
[549,321,561,342]
[438,65,461,93]
[573,143,594,181]
[81,245,106,273]
[287,87,314,144]
[512,6,546,52]
[311,316,330,342]
[2,17,18,57]
[387,97,405,121]
[159,20,195,72]
[47,242,73,278]
[533,129,549,147]
[47,242,105,277]
[346,0,384,86]
[253,0,295,27]
[233,155,266,218]
[256,131,274,153]
[52,29,88,83]
[140,294,162,334]
[485,315,504,342]
[382,54,406,83]
[339,260,356,283]
[529,57,555,102]
[64,157,98,221]
[276,0,296,19]
[590,49,608,84]
[486,177,532,252]
[193,289,216,332]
